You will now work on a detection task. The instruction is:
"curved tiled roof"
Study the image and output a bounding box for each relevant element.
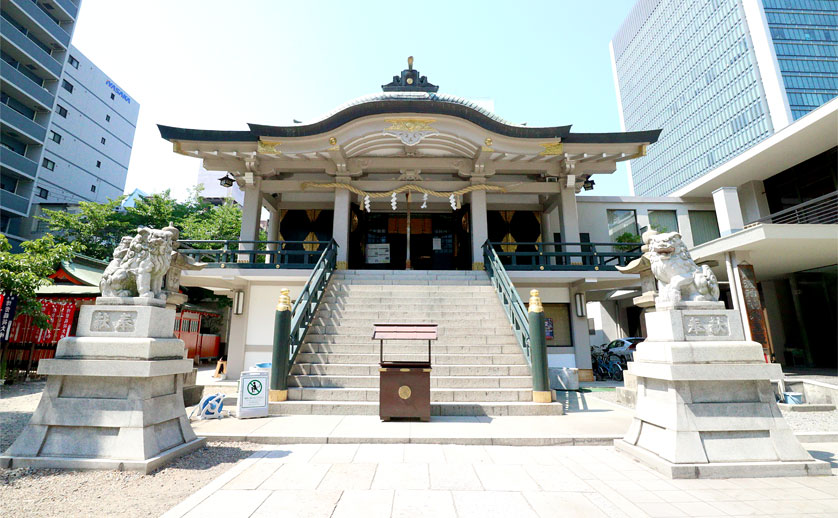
[158,92,661,144]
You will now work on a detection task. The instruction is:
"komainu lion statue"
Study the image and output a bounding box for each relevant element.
[100,227,176,300]
[644,230,720,305]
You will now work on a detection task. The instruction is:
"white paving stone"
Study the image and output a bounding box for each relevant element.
[168,443,838,518]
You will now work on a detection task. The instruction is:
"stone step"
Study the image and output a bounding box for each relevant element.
[305,325,510,337]
[295,352,528,365]
[303,335,518,345]
[287,375,533,389]
[287,387,534,402]
[290,363,532,377]
[332,272,488,280]
[328,279,491,286]
[311,317,506,327]
[327,284,495,292]
[267,401,563,417]
[320,293,498,302]
[299,343,522,355]
[317,302,506,321]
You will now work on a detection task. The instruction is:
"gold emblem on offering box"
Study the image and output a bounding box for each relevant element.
[398,385,412,400]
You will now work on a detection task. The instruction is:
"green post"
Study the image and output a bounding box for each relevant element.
[528,289,551,403]
[270,288,292,402]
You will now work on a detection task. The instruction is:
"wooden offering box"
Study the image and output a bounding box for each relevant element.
[373,323,437,421]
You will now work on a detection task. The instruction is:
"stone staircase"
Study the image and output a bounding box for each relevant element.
[268,269,563,416]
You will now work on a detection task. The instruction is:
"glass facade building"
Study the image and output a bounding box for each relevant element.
[611,0,838,197]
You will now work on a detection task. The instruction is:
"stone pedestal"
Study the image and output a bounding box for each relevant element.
[615,306,829,478]
[1,300,205,473]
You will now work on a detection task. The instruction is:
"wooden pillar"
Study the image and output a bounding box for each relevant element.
[470,189,488,270]
[333,187,351,269]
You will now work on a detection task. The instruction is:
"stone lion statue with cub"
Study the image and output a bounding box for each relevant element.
[100,227,176,300]
[643,230,720,306]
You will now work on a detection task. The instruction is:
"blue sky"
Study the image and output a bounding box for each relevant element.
[72,0,638,199]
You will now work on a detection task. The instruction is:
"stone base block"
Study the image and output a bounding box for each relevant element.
[77,304,175,339]
[56,336,186,360]
[1,437,207,474]
[646,308,744,342]
[615,439,830,479]
[183,384,204,407]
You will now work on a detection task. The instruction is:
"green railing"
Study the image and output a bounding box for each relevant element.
[287,240,338,365]
[178,240,331,268]
[483,241,532,366]
[269,239,339,399]
[489,241,643,271]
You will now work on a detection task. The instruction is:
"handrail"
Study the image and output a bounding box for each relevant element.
[287,239,338,365]
[483,240,532,366]
[746,191,838,226]
[178,240,331,268]
[487,241,643,271]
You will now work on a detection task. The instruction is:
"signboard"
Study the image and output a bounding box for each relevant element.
[737,264,770,357]
[0,294,18,341]
[237,370,269,418]
[432,237,442,251]
[366,243,391,264]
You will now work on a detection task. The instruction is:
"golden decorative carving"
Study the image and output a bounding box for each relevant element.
[277,288,291,312]
[398,385,412,400]
[528,289,544,313]
[329,137,337,146]
[484,137,493,147]
[482,137,493,152]
[383,119,439,146]
[539,142,564,156]
[257,140,282,154]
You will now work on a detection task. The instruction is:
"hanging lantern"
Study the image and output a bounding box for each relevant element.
[364,195,371,212]
[421,192,428,209]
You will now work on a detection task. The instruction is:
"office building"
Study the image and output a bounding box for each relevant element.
[1,1,139,246]
[611,0,837,196]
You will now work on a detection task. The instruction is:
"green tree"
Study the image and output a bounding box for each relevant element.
[39,197,131,260]
[39,187,245,259]
[0,234,74,329]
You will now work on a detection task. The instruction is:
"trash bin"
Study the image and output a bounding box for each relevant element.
[784,392,804,405]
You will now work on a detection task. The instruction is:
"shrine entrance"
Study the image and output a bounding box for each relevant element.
[348,206,471,270]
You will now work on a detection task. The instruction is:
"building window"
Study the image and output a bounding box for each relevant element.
[42,158,55,171]
[96,160,101,168]
[606,209,639,242]
[61,80,74,93]
[100,137,106,145]
[90,185,96,192]
[110,93,115,100]
[68,55,79,69]
[56,105,67,117]
[689,211,721,246]
[37,187,48,199]
[49,131,62,144]
[105,114,111,122]
[648,210,679,233]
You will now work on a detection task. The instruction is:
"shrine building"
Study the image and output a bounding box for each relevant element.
[157,60,746,389]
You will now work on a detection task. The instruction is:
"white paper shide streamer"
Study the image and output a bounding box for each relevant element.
[421,192,428,209]
[364,195,371,212]
[390,192,397,211]
[449,194,456,210]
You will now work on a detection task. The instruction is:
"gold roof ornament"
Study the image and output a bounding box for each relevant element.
[539,142,564,156]
[257,140,282,154]
[277,288,291,311]
[528,289,544,313]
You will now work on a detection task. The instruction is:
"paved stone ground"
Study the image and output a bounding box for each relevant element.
[164,443,838,518]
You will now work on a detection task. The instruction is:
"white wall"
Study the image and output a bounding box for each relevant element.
[576,196,716,249]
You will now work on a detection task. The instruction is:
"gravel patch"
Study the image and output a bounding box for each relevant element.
[0,441,259,518]
[1,380,259,517]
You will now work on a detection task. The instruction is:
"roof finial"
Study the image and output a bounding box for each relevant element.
[407,56,414,70]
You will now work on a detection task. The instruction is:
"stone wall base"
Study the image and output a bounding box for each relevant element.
[615,439,829,479]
